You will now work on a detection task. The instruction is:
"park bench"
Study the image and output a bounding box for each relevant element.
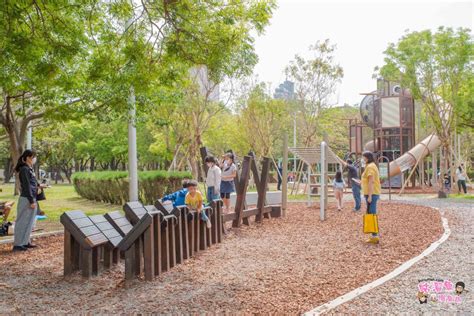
[116,211,154,280]
[89,214,122,268]
[61,210,110,277]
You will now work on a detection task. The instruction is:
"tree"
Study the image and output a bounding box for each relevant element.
[377,27,473,193]
[285,39,344,147]
[238,83,290,158]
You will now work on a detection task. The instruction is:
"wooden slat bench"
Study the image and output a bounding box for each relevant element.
[89,214,122,268]
[61,210,109,277]
[117,212,154,280]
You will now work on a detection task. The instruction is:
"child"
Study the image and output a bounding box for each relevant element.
[220,153,237,213]
[185,180,211,229]
[205,156,221,204]
[333,171,345,211]
[162,179,189,207]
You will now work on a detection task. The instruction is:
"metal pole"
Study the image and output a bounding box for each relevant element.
[282,133,288,215]
[320,141,327,221]
[128,86,139,202]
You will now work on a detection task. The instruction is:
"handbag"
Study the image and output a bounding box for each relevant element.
[363,202,379,234]
[36,189,46,201]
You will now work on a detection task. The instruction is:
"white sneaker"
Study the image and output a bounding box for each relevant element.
[206,220,212,229]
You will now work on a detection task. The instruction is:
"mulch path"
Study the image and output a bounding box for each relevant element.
[0,202,443,314]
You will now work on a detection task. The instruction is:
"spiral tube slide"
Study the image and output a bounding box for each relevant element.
[388,134,442,177]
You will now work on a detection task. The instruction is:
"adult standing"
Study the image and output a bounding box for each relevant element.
[456,164,467,194]
[360,151,381,244]
[205,156,222,204]
[13,150,38,251]
[220,153,237,213]
[345,159,361,212]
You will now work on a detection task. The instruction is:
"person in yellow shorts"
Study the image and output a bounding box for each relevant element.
[360,151,381,244]
[185,180,211,229]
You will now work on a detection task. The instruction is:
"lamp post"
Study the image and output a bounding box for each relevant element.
[126,17,138,202]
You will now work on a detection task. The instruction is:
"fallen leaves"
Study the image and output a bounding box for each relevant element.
[0,201,443,314]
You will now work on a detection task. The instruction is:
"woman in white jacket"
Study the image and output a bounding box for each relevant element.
[205,156,222,204]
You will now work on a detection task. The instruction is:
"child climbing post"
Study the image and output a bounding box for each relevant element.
[162,179,190,207]
[185,180,211,229]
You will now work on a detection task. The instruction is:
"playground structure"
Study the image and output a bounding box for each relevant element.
[61,150,283,281]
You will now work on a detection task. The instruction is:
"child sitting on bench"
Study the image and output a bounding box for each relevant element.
[162,179,190,207]
[185,180,211,229]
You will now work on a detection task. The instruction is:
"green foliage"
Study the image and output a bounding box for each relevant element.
[377,27,473,139]
[285,40,344,147]
[72,170,191,205]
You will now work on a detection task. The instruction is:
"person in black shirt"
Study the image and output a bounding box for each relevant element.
[13,150,39,251]
[345,159,361,212]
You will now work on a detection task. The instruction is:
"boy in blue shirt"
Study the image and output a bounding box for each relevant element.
[162,180,190,207]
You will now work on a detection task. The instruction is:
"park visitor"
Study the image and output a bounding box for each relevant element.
[346,159,361,212]
[360,151,381,244]
[185,180,211,228]
[277,162,283,191]
[220,153,237,213]
[456,164,467,194]
[444,173,451,193]
[205,156,221,204]
[332,171,345,211]
[162,179,190,207]
[13,150,39,251]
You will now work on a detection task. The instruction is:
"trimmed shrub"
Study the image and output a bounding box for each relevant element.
[72,170,192,205]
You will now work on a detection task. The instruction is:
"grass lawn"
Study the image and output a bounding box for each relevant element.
[0,183,116,223]
[448,193,474,200]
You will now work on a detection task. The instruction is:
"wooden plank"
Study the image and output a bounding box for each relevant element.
[143,225,154,281]
[168,216,176,268]
[86,233,108,247]
[194,211,200,254]
[205,208,212,247]
[256,157,270,222]
[161,220,170,272]
[124,245,134,280]
[188,211,195,258]
[211,202,218,244]
[92,247,100,276]
[134,239,141,276]
[117,213,153,252]
[72,238,80,271]
[175,213,183,264]
[232,156,252,228]
[106,211,123,220]
[153,215,161,276]
[81,249,92,278]
[64,229,73,276]
[216,201,223,243]
[181,208,190,260]
[223,212,237,222]
[104,212,133,237]
[103,247,113,268]
[123,201,147,225]
[199,213,207,251]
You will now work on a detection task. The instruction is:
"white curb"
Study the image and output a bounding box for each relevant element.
[0,230,63,245]
[305,207,450,315]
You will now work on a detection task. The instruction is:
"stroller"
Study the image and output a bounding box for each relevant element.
[0,201,14,237]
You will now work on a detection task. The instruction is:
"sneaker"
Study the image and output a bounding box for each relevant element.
[12,245,28,252]
[24,243,38,248]
[353,208,361,212]
[366,237,380,244]
[206,220,212,229]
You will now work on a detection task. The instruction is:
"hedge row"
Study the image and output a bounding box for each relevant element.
[72,170,192,205]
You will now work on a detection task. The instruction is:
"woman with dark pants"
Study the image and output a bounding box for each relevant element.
[360,151,381,244]
[13,150,38,251]
[220,153,237,214]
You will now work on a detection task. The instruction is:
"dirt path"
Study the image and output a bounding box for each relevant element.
[0,202,442,314]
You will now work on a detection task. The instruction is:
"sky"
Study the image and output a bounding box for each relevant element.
[252,0,473,106]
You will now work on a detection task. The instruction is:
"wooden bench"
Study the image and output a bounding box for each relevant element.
[117,212,154,280]
[61,210,109,277]
[89,214,122,268]
[225,191,282,223]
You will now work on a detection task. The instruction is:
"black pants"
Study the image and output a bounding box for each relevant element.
[458,180,467,194]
